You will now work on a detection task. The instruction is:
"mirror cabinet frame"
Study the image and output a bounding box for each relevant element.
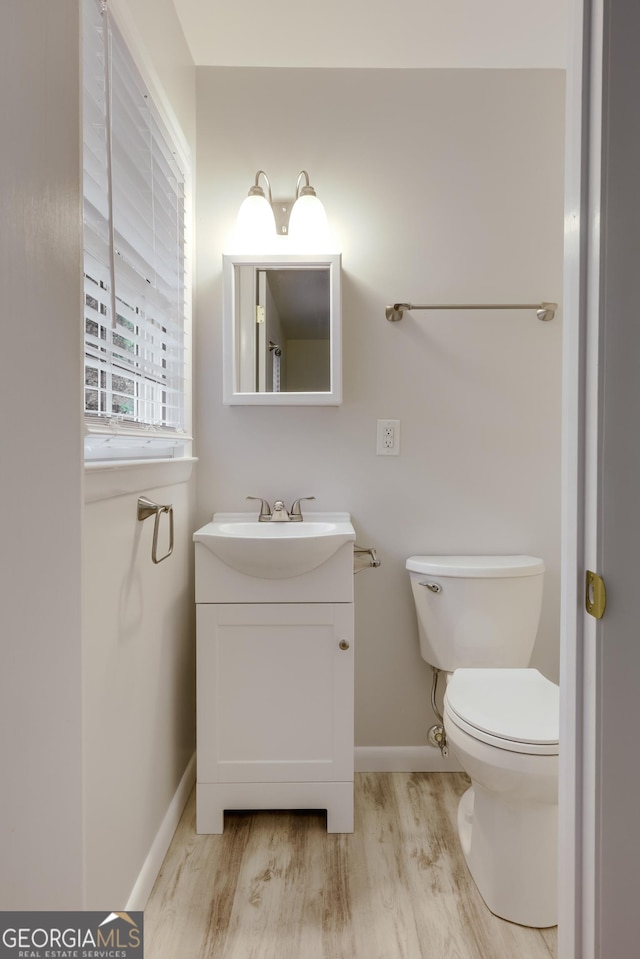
[222,252,342,406]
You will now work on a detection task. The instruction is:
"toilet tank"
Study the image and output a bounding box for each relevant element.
[406,555,545,671]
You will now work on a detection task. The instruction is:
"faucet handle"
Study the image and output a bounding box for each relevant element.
[290,496,315,520]
[246,496,272,521]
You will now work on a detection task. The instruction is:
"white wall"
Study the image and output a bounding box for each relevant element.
[286,341,330,392]
[0,0,196,911]
[0,0,84,909]
[195,67,565,749]
[81,0,197,908]
[83,478,195,907]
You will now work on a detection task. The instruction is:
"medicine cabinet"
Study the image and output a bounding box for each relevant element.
[222,253,342,405]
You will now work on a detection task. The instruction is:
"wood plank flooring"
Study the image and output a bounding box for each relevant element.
[145,772,557,959]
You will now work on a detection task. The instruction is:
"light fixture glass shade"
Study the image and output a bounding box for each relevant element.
[288,193,331,250]
[233,193,277,252]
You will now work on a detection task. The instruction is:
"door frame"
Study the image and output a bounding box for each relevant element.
[559,0,602,956]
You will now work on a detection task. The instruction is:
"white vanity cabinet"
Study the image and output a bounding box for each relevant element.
[194,513,355,834]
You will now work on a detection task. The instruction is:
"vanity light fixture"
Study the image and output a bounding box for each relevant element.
[288,171,330,249]
[234,169,331,251]
[234,170,277,251]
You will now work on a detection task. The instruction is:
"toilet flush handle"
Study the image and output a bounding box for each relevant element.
[419,581,442,593]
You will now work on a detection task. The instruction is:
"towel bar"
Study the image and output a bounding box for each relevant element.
[137,496,174,564]
[385,302,557,323]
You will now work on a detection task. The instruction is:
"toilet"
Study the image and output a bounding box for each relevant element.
[406,554,559,928]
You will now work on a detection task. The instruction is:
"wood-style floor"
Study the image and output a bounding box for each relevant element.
[145,772,557,959]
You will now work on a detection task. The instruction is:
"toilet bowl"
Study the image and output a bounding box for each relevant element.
[406,555,559,928]
[444,668,559,928]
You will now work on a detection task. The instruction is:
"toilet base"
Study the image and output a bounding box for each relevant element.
[457,785,557,928]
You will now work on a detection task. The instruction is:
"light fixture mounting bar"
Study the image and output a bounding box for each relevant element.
[272,199,292,235]
[385,302,558,323]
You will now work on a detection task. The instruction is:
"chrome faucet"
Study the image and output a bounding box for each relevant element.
[247,495,316,522]
[271,500,290,522]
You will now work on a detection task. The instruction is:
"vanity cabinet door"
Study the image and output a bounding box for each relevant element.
[197,603,354,785]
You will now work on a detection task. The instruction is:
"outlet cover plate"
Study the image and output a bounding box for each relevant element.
[376,419,400,455]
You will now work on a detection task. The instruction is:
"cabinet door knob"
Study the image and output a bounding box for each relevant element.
[338,640,350,651]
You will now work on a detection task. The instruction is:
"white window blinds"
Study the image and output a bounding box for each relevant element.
[83,0,188,442]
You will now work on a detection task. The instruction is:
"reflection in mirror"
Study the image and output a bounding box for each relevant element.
[223,254,341,406]
[253,268,329,393]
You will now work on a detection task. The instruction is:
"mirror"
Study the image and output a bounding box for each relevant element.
[222,253,342,405]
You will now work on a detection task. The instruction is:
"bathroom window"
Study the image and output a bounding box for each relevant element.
[82,0,190,461]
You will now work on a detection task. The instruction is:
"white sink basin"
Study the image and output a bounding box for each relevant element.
[193,512,356,579]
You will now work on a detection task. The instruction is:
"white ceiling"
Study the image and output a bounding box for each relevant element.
[171,0,568,69]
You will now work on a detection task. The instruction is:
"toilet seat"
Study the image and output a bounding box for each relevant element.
[444,668,559,756]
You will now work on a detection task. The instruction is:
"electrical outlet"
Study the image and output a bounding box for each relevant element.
[376,419,400,456]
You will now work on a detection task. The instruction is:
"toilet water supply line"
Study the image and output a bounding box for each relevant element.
[430,667,449,758]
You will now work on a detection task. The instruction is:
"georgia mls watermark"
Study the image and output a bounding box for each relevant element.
[0,913,143,959]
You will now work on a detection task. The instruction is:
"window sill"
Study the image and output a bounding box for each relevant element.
[84,457,197,504]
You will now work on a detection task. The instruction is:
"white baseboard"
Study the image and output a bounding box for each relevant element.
[126,752,196,911]
[354,745,462,773]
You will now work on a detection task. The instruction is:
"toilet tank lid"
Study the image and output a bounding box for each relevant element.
[406,555,545,577]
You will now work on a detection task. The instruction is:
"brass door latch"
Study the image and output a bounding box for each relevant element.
[586,570,607,620]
